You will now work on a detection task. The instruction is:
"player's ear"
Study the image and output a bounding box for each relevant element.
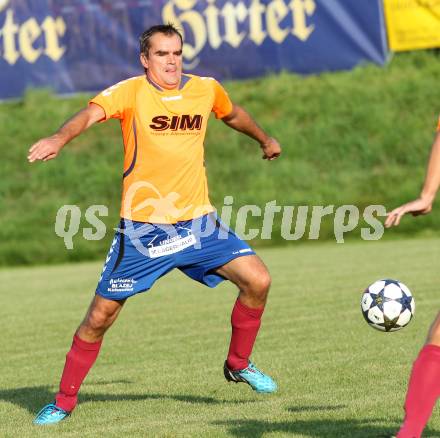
[140,53,149,69]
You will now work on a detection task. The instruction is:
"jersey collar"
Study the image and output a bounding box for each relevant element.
[146,73,191,92]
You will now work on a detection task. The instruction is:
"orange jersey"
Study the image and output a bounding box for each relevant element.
[90,74,233,223]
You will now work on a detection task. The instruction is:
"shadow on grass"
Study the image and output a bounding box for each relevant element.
[287,404,347,413]
[0,384,254,415]
[214,418,440,438]
[86,379,134,385]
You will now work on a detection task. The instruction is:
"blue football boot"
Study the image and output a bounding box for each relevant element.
[224,361,277,393]
[33,403,69,425]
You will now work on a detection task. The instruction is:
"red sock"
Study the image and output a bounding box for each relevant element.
[55,334,102,412]
[397,344,440,438]
[226,298,264,371]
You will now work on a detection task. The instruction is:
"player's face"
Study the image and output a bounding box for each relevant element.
[140,33,183,90]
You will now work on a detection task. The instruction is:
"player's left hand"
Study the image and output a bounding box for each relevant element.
[385,196,434,228]
[261,137,281,161]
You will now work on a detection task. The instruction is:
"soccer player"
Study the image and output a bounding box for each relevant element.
[385,120,440,438]
[29,24,281,425]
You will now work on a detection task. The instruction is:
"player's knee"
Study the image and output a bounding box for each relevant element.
[86,309,113,332]
[259,272,272,294]
[248,271,271,300]
[427,317,440,345]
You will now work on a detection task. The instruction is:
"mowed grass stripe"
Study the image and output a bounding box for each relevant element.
[1,239,439,437]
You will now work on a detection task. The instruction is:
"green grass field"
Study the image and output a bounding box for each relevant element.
[1,238,440,437]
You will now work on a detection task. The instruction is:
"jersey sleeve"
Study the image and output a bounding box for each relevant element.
[89,78,136,121]
[211,80,233,119]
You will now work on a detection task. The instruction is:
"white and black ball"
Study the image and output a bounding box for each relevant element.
[361,279,415,332]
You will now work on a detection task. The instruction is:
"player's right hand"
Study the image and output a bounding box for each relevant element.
[261,137,281,161]
[385,196,434,228]
[28,135,64,163]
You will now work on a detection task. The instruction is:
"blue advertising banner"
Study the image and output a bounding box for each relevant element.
[0,0,388,99]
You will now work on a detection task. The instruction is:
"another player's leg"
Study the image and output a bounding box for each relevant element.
[34,295,125,425]
[215,255,277,393]
[397,312,440,438]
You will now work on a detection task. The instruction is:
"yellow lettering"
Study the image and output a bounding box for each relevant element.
[1,9,19,65]
[41,16,66,61]
[290,0,315,41]
[0,0,10,13]
[204,0,222,49]
[162,0,207,63]
[160,0,317,62]
[266,0,289,43]
[162,1,181,37]
[249,0,266,45]
[221,1,248,48]
[19,18,42,63]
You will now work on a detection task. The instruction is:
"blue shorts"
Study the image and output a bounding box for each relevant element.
[96,213,255,300]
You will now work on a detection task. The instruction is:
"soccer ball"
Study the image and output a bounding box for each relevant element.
[361,279,415,332]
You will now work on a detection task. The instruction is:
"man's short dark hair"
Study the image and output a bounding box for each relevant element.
[139,24,183,57]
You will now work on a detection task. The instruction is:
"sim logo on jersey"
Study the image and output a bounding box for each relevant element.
[149,115,203,131]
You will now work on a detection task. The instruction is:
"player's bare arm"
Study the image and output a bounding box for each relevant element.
[222,104,281,161]
[27,103,105,163]
[385,130,440,228]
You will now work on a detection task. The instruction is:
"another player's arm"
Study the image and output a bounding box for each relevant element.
[222,104,281,161]
[386,131,440,227]
[28,103,105,163]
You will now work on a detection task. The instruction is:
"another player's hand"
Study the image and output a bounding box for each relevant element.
[261,137,281,161]
[385,196,434,228]
[28,135,64,163]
